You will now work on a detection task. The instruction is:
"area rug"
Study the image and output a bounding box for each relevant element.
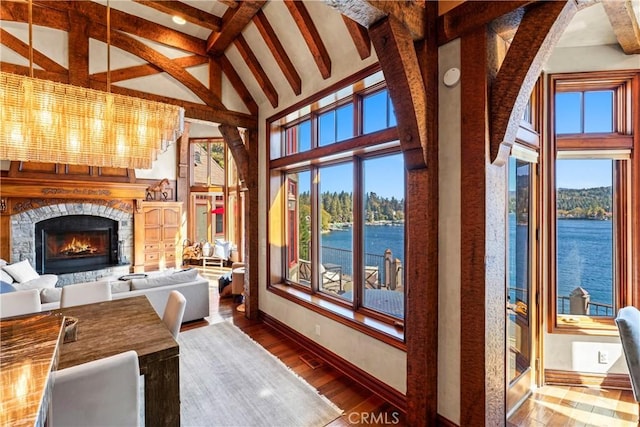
[178,321,343,427]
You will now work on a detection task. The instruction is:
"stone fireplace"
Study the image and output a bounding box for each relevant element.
[35,214,120,274]
[11,202,133,285]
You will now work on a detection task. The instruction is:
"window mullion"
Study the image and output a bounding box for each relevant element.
[310,166,320,293]
[352,156,364,311]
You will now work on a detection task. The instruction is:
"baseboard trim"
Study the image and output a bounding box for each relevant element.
[259,311,408,413]
[545,369,632,390]
[437,414,459,426]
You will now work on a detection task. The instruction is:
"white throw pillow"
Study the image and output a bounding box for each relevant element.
[13,274,58,291]
[110,280,131,294]
[40,287,62,303]
[3,260,40,283]
[0,269,14,284]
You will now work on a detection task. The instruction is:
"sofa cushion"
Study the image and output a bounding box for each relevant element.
[13,274,58,291]
[110,280,131,294]
[0,269,14,284]
[41,287,62,303]
[130,268,198,290]
[3,260,40,283]
[0,281,16,293]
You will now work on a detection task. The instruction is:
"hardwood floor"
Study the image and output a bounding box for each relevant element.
[508,385,638,427]
[186,267,637,426]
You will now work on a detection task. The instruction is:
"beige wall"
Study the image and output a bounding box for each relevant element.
[437,39,462,424]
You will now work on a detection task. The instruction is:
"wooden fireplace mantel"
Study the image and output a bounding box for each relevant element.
[0,177,147,201]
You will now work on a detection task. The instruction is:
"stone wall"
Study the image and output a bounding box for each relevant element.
[10,202,133,286]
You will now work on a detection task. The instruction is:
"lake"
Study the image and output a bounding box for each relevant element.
[325,219,612,308]
[510,216,612,308]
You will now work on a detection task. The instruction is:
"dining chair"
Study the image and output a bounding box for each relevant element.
[60,281,112,308]
[615,306,640,417]
[51,350,140,427]
[0,289,41,318]
[163,290,186,339]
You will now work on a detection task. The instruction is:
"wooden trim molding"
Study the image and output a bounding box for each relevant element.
[260,311,408,413]
[545,369,632,390]
[437,414,460,427]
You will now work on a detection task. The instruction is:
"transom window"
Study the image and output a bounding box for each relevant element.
[549,72,637,332]
[269,70,406,334]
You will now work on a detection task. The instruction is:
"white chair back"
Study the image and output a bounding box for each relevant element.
[60,281,112,308]
[163,290,186,339]
[0,289,41,318]
[51,350,140,427]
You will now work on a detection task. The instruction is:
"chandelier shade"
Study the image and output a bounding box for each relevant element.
[0,71,184,169]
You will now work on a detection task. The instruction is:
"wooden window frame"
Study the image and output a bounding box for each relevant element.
[547,71,638,334]
[267,66,406,347]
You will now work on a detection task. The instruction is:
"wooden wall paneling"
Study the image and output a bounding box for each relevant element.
[633,73,640,307]
[0,202,10,261]
[135,202,182,272]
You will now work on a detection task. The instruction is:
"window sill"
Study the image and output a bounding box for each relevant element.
[268,283,406,350]
[552,315,619,336]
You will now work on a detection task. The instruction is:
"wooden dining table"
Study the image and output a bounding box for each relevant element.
[52,295,180,426]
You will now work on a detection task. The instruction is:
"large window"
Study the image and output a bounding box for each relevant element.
[270,70,406,331]
[549,72,637,331]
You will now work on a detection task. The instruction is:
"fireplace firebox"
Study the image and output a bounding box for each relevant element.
[35,215,120,274]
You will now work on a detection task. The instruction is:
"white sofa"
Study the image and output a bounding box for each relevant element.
[40,269,210,323]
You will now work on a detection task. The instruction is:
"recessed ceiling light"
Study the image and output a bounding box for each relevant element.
[172,16,186,25]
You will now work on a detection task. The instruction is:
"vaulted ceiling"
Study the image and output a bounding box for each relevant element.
[1,0,638,136]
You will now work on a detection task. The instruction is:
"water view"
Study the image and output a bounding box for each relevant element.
[321,224,404,276]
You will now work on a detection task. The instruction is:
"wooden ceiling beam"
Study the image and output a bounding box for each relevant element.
[0,1,68,31]
[0,28,66,74]
[206,1,265,56]
[219,124,249,184]
[284,0,331,79]
[438,0,535,45]
[369,16,427,170]
[88,80,256,130]
[327,0,423,40]
[218,0,238,9]
[602,0,640,54]
[0,62,68,83]
[133,1,222,32]
[91,55,208,83]
[341,15,372,60]
[67,9,90,87]
[218,55,259,115]
[233,33,278,108]
[89,26,224,109]
[253,9,302,95]
[52,0,208,56]
[490,0,577,164]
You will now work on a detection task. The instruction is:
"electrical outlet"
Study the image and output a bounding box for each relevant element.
[315,324,321,336]
[598,350,609,364]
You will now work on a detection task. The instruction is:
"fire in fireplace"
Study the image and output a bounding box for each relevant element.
[35,215,120,274]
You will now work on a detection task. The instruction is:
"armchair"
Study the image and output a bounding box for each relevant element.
[615,306,640,417]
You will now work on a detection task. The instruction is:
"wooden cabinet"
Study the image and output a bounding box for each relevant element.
[134,202,182,272]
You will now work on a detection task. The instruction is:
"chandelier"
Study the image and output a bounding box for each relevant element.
[0,1,184,169]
